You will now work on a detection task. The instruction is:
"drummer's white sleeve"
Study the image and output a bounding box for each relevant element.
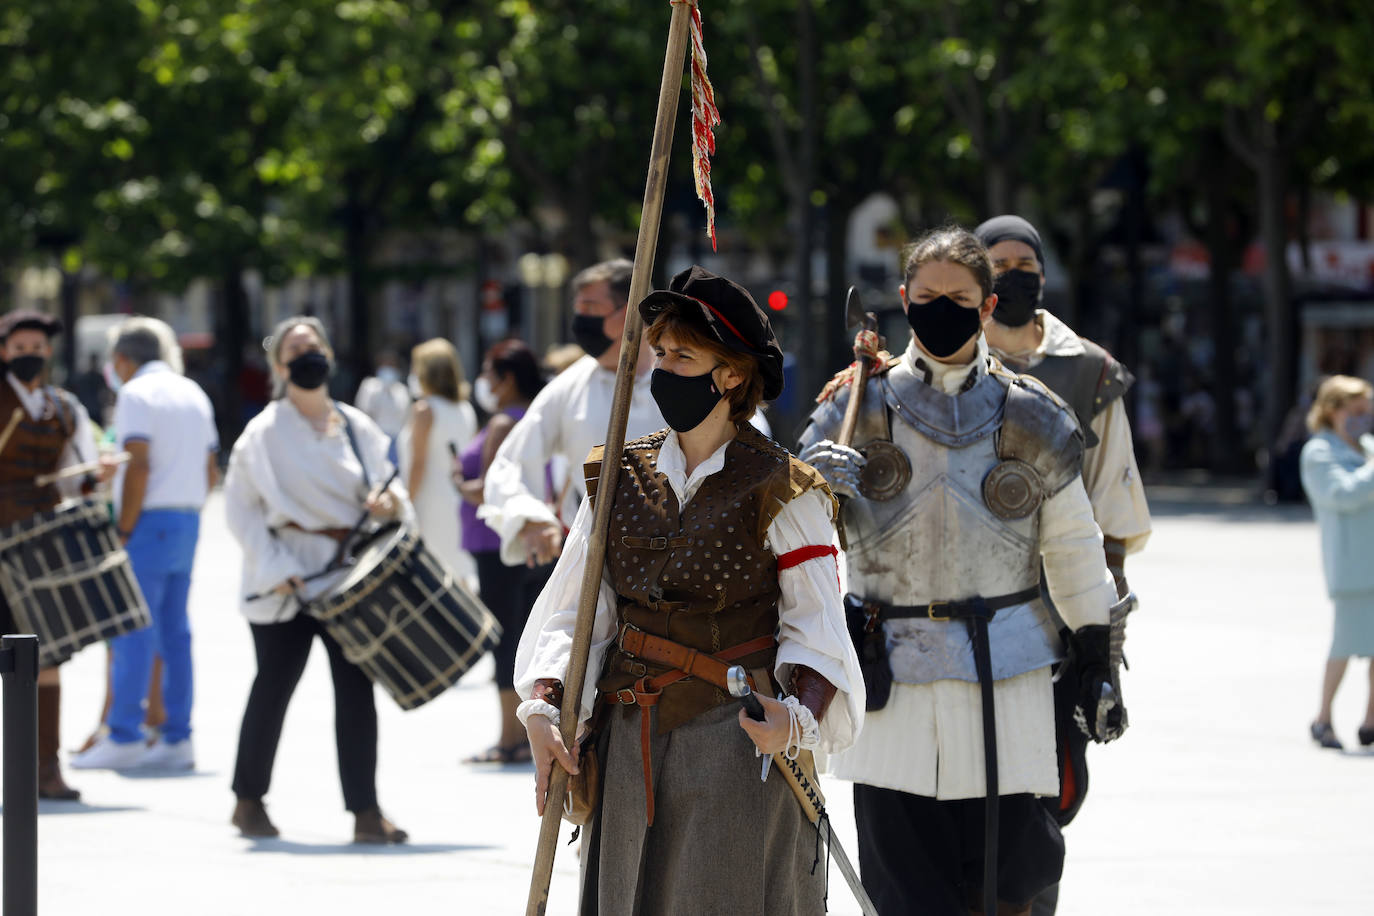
[223,440,307,599]
[513,497,618,729]
[479,382,566,567]
[766,488,865,753]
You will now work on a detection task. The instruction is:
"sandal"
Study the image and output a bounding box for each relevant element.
[463,742,533,765]
[1311,721,1343,750]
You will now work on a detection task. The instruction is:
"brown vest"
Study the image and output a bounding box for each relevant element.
[0,381,73,528]
[588,425,835,733]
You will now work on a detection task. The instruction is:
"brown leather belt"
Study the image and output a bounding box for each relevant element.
[604,625,776,825]
[279,522,352,543]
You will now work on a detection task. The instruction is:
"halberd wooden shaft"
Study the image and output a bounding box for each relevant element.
[524,5,692,914]
[837,314,879,447]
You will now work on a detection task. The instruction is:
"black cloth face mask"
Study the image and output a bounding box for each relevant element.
[286,351,332,390]
[991,269,1043,328]
[905,295,983,359]
[7,354,46,384]
[571,312,615,359]
[650,366,725,433]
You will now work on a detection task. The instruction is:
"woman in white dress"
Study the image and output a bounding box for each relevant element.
[397,338,477,585]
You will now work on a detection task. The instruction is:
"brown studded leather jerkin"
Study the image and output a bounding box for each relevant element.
[0,382,73,527]
[587,424,833,736]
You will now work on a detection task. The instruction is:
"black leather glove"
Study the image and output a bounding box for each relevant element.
[1068,624,1127,743]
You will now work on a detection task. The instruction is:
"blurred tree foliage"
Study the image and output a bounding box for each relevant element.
[2,0,1374,445]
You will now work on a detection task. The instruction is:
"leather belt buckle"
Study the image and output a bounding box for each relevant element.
[863,601,882,633]
[649,536,667,550]
[618,621,644,653]
[927,601,951,622]
[615,688,637,705]
[626,661,647,677]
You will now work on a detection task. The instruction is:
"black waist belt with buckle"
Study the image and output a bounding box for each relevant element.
[847,581,1040,916]
[868,585,1041,622]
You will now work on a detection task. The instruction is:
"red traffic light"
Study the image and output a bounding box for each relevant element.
[767,290,789,311]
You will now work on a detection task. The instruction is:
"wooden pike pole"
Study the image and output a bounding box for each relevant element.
[524,5,693,914]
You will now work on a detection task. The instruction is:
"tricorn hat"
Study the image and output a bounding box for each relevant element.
[638,266,784,401]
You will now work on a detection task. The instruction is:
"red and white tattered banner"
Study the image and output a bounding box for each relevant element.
[674,0,721,250]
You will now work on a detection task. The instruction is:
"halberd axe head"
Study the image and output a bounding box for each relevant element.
[845,286,864,329]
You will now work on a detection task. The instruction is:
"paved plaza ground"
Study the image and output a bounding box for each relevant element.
[4,488,1372,914]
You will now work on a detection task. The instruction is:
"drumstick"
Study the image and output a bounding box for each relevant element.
[243,564,353,603]
[245,467,403,603]
[0,407,24,456]
[35,451,132,487]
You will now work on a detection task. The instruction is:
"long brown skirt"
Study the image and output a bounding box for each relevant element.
[579,701,826,916]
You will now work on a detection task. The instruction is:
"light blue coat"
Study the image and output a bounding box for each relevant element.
[1300,430,1374,596]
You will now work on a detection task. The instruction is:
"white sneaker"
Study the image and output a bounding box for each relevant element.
[70,734,148,770]
[140,737,195,771]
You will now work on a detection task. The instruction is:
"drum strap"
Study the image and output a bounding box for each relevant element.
[337,402,370,490]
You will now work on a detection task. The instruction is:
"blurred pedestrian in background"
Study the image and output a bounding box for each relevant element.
[1299,374,1374,751]
[354,348,410,450]
[458,339,546,763]
[397,338,477,586]
[72,317,218,772]
[224,316,411,843]
[480,258,663,567]
[72,354,110,426]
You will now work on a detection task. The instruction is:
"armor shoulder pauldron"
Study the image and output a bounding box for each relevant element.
[997,377,1084,498]
[1083,339,1134,417]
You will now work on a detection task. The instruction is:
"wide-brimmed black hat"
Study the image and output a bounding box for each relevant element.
[0,310,63,343]
[638,266,784,400]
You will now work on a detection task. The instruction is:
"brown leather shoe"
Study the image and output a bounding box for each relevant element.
[37,759,81,801]
[232,799,280,838]
[354,806,408,844]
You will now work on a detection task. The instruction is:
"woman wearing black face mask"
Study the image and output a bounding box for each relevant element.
[223,315,412,844]
[517,267,864,915]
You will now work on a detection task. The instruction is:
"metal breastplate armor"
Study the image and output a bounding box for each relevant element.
[802,356,1074,685]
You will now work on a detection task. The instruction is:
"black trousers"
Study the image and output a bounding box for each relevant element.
[474,550,553,689]
[231,613,378,813]
[854,784,1065,915]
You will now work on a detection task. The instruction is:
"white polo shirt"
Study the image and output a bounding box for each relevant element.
[113,361,219,514]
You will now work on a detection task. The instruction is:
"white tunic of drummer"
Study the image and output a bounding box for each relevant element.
[224,398,415,624]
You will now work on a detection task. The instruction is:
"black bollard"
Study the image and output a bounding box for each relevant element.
[1,634,39,916]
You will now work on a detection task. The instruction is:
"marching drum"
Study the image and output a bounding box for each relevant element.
[0,499,152,669]
[311,524,501,710]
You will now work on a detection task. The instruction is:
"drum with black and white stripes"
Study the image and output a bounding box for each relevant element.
[310,524,501,710]
[0,499,151,669]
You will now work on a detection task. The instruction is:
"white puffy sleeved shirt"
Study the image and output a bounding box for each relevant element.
[478,355,663,566]
[513,430,865,753]
[223,399,415,624]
